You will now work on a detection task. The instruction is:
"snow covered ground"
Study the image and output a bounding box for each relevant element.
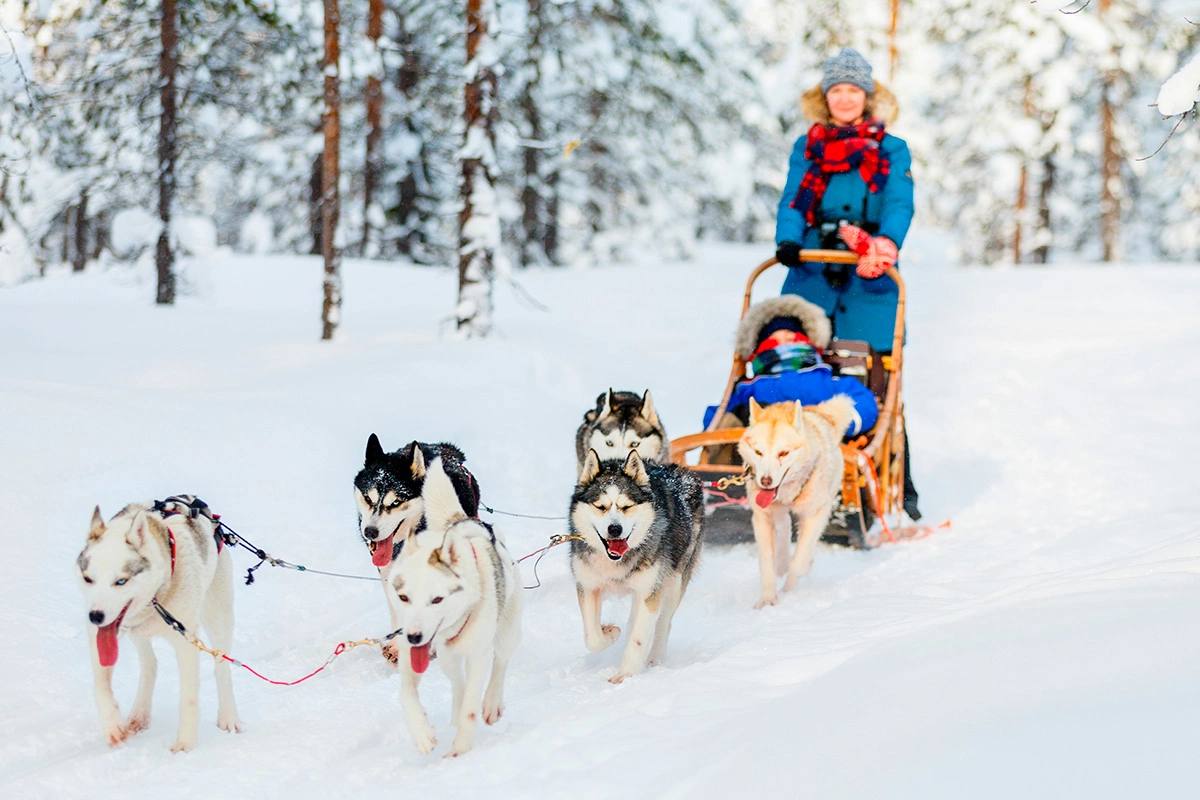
[2,239,1199,798]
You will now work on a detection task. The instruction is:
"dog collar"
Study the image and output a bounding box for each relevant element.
[446,613,472,645]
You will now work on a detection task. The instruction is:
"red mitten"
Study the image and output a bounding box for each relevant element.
[838,224,872,256]
[856,236,898,279]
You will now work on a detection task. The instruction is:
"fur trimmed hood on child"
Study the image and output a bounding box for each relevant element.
[735,295,832,359]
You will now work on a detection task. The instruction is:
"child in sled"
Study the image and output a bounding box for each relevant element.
[704,294,878,449]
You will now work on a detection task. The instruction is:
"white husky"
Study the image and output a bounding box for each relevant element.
[385,458,522,757]
[76,497,240,752]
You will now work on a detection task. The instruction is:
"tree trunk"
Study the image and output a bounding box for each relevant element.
[456,0,498,337]
[321,0,342,340]
[888,0,900,81]
[544,168,559,264]
[518,0,544,268]
[361,0,384,258]
[73,188,88,272]
[1014,161,1027,264]
[1033,153,1055,264]
[1098,0,1121,262]
[156,0,178,305]
[310,150,323,254]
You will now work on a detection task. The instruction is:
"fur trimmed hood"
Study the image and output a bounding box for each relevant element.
[735,295,832,358]
[800,81,899,126]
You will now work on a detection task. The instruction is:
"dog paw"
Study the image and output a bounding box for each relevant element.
[103,724,130,747]
[608,672,628,685]
[753,595,777,610]
[411,725,437,755]
[124,713,150,735]
[217,714,242,734]
[482,701,504,725]
[445,743,472,758]
[169,737,196,754]
[382,642,400,666]
[586,624,621,652]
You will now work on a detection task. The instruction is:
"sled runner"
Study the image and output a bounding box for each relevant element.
[669,250,916,549]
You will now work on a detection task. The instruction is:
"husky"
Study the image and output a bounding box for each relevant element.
[738,396,857,608]
[574,389,669,474]
[76,496,239,752]
[568,449,704,683]
[354,434,480,662]
[385,457,522,757]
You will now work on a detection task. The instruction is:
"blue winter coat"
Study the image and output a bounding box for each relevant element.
[775,132,914,353]
[702,364,878,439]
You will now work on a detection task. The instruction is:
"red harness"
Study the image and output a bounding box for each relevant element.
[168,527,176,576]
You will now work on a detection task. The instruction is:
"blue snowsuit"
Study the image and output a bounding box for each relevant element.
[775,132,914,353]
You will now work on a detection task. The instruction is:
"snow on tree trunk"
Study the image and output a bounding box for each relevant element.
[362,0,384,258]
[156,0,178,305]
[456,0,498,338]
[321,0,342,340]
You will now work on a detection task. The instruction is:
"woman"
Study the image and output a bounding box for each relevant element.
[774,48,920,520]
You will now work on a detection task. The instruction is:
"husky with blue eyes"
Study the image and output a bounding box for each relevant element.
[76,496,239,752]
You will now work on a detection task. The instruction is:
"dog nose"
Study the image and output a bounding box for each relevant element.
[760,476,774,489]
[89,610,105,625]
[364,525,379,541]
[607,523,622,538]
[407,632,423,645]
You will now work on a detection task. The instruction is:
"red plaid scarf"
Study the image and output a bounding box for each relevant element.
[789,119,890,227]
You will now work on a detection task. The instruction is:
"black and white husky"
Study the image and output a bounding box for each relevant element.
[568,449,704,683]
[385,458,522,757]
[76,497,239,751]
[574,389,669,474]
[354,434,480,660]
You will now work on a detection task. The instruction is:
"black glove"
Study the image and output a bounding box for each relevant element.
[775,241,801,268]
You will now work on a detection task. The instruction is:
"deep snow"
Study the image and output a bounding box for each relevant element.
[2,239,1199,798]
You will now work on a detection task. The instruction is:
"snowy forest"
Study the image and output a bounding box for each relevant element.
[1,1,1198,319]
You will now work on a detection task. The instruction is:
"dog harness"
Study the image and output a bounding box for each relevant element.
[153,496,231,572]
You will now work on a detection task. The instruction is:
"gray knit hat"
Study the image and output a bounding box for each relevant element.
[821,48,875,96]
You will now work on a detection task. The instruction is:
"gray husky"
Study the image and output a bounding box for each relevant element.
[568,449,703,683]
[77,497,239,751]
[574,389,669,474]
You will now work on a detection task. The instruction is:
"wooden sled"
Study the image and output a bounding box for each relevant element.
[669,250,915,549]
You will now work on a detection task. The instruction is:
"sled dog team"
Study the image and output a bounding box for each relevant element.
[77,389,856,755]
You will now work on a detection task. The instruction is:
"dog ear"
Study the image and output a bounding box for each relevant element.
[579,449,601,486]
[410,443,426,479]
[365,433,385,464]
[641,390,659,427]
[792,401,804,429]
[623,450,650,486]
[89,506,105,540]
[602,388,614,417]
[748,397,763,425]
[126,510,148,548]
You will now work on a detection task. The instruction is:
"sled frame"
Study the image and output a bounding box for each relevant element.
[668,251,908,547]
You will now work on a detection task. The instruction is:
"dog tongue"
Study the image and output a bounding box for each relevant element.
[410,643,432,674]
[755,487,777,508]
[95,606,128,667]
[371,534,395,567]
[606,538,629,558]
